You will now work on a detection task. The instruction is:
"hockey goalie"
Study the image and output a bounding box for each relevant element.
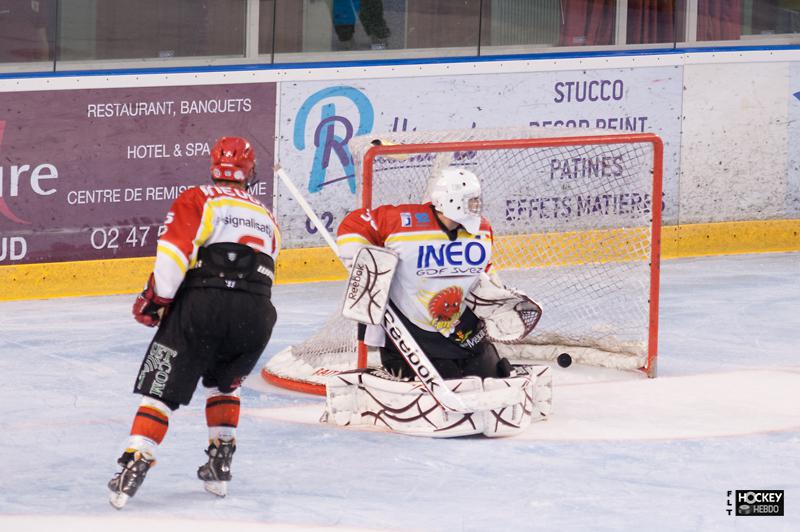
[322,166,552,437]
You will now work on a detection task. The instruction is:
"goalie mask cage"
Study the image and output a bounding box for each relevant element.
[263,128,663,394]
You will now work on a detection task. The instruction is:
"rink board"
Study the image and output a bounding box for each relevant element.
[1,218,798,300]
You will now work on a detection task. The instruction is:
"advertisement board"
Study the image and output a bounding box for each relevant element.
[277,66,682,247]
[0,83,276,265]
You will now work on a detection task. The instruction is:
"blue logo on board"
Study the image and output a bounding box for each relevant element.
[293,86,374,194]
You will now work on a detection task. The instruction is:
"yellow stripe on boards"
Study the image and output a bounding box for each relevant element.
[493,227,651,269]
[274,246,347,284]
[1,219,798,301]
[661,219,800,258]
[0,257,154,301]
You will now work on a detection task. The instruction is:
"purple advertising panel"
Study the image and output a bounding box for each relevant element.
[0,82,276,265]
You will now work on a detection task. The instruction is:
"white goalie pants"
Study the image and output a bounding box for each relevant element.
[321,365,552,438]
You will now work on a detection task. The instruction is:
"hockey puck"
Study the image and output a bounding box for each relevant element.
[557,353,573,368]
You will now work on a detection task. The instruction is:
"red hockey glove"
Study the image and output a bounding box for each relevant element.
[132,273,173,327]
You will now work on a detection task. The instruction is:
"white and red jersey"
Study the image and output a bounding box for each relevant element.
[337,203,493,335]
[153,185,280,299]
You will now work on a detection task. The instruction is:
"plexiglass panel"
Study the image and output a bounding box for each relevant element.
[0,0,57,64]
[58,0,247,62]
[0,0,798,72]
[271,0,481,61]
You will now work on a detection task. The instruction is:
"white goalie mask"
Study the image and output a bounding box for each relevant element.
[429,167,483,234]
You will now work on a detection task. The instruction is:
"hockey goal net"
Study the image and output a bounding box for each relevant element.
[263,127,663,394]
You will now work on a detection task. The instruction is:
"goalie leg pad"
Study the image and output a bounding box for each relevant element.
[322,365,553,438]
[481,365,552,438]
[323,369,486,437]
[321,370,365,427]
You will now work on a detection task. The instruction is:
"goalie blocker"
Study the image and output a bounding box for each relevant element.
[341,245,398,325]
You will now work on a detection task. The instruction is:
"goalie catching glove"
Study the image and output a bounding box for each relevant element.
[466,272,542,343]
[132,273,173,327]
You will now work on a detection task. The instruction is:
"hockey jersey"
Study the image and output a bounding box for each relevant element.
[337,203,493,335]
[152,185,280,299]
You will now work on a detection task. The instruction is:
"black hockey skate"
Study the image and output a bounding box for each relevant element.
[197,438,236,497]
[108,450,156,509]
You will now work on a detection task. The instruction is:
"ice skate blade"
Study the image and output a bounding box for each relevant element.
[204,480,228,497]
[109,491,129,509]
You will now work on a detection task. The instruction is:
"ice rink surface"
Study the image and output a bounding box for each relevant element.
[1,252,798,531]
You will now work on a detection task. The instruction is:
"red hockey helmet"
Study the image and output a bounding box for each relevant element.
[210,136,256,184]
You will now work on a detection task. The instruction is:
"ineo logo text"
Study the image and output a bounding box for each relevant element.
[416,241,487,269]
[415,241,488,277]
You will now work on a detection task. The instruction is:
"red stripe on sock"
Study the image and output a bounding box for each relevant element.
[130,406,169,444]
[205,396,240,428]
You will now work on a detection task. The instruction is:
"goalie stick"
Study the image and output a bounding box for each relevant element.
[274,164,471,413]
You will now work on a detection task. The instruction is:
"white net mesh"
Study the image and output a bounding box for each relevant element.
[264,128,661,392]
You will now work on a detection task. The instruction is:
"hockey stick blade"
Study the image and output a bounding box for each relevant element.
[275,164,469,413]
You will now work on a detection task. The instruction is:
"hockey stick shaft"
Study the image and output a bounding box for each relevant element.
[274,164,469,412]
[275,165,340,254]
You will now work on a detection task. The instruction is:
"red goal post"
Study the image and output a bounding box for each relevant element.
[262,128,663,394]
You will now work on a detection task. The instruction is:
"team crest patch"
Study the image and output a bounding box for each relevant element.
[400,213,412,227]
[418,285,464,335]
[429,286,462,321]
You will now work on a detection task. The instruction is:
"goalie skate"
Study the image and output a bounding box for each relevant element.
[197,439,236,497]
[107,450,155,510]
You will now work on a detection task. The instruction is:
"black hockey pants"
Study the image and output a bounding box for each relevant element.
[133,287,276,408]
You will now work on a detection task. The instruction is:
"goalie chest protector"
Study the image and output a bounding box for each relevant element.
[337,203,493,335]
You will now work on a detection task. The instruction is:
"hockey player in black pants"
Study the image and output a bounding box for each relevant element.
[108,136,280,509]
